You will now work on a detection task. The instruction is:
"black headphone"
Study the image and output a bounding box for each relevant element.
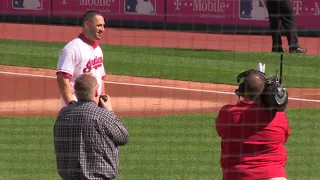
[234,69,267,97]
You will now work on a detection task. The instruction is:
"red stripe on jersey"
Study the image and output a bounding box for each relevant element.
[56,72,72,79]
[78,33,99,49]
[101,75,105,80]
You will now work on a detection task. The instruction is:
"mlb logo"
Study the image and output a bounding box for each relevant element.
[12,0,42,10]
[125,0,156,15]
[239,0,268,20]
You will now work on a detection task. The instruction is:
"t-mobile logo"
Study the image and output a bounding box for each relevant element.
[174,0,181,10]
[174,0,229,12]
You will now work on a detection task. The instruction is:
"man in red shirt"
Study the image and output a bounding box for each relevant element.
[216,69,290,180]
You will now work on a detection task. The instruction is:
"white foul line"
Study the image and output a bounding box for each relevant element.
[1,71,320,103]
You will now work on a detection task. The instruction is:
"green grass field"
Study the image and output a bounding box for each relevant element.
[0,39,320,179]
[1,109,320,180]
[0,39,320,87]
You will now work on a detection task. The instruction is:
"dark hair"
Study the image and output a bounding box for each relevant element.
[81,10,103,27]
[243,70,266,100]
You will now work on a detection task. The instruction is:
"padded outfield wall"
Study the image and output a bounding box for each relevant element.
[0,0,319,36]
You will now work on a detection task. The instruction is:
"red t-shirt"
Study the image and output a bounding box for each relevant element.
[216,101,290,180]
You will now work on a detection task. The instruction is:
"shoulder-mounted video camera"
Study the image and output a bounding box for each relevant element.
[235,54,288,111]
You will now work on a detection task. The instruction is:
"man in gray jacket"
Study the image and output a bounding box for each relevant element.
[53,73,129,180]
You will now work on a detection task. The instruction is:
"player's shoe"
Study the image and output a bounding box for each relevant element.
[289,47,307,54]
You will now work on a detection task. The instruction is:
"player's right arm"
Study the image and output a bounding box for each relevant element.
[56,47,78,105]
[56,74,74,105]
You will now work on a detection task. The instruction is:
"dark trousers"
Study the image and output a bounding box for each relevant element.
[266,0,299,49]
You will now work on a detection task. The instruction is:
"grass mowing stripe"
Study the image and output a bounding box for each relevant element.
[1,110,319,179]
[0,39,319,87]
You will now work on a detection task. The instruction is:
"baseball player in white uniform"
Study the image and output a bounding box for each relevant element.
[56,10,106,107]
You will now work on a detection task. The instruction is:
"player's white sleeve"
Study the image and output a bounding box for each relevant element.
[56,47,77,77]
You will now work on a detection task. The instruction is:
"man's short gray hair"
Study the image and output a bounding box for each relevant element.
[74,73,98,101]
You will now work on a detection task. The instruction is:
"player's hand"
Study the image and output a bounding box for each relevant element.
[99,95,113,111]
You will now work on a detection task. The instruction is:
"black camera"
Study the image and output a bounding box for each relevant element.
[98,95,108,107]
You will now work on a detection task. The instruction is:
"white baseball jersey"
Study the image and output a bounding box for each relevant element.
[56,33,106,107]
